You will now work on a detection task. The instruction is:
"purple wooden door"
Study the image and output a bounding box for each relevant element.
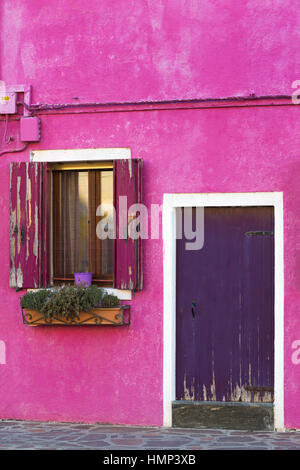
[176,207,274,403]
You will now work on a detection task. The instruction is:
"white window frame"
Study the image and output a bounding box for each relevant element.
[162,192,284,431]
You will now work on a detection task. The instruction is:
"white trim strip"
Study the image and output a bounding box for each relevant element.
[163,192,284,431]
[30,148,131,162]
[102,288,132,301]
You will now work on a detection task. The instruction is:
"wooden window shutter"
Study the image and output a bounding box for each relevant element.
[114,159,143,290]
[10,162,48,289]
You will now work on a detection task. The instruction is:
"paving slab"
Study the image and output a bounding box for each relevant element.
[0,420,299,450]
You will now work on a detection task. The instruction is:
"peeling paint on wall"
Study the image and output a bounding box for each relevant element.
[0,341,6,365]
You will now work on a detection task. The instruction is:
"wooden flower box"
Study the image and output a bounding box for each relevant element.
[22,305,130,326]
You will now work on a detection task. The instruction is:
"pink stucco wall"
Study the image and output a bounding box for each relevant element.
[1,1,300,429]
[1,0,300,102]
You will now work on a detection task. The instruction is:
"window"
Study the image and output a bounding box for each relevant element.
[51,163,114,286]
[9,159,143,291]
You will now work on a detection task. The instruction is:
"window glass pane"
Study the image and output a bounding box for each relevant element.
[56,171,89,276]
[100,171,113,275]
[53,168,114,283]
[78,172,89,272]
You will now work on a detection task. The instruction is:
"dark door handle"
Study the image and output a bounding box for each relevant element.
[191,301,196,318]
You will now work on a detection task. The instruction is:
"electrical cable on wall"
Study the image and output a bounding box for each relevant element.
[0,85,38,157]
[0,113,29,157]
[0,143,29,158]
[2,115,11,145]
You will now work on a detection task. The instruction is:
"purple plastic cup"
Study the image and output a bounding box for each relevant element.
[74,272,93,287]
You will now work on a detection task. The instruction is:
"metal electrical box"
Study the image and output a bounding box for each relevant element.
[0,92,17,114]
[20,117,41,142]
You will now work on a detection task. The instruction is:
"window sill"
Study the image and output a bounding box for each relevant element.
[27,287,132,301]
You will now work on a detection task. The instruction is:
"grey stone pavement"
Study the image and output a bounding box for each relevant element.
[0,420,300,450]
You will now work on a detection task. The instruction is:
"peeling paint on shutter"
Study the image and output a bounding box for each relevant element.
[114,159,143,290]
[10,162,48,289]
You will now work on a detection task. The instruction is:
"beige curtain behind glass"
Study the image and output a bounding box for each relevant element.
[60,171,89,275]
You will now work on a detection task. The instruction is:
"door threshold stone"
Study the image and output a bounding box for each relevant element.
[172,401,274,431]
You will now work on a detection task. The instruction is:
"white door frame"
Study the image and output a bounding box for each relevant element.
[162,192,284,431]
